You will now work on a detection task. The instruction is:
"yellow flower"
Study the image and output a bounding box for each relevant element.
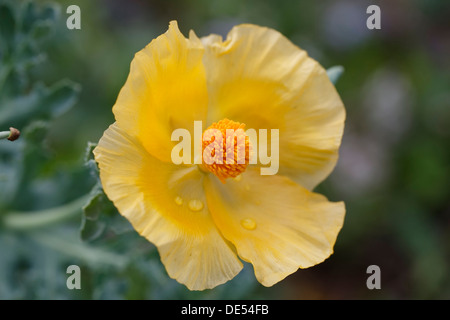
[94,21,346,290]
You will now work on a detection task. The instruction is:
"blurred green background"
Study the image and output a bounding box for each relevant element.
[0,0,449,299]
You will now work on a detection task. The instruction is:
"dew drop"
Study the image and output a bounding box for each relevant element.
[188,199,204,212]
[240,218,257,230]
[174,196,183,206]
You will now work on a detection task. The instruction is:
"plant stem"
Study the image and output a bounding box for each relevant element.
[0,131,10,140]
[3,194,90,230]
[0,127,20,141]
[29,231,128,269]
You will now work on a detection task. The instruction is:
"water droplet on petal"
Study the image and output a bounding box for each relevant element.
[188,199,204,212]
[174,196,183,206]
[240,218,257,230]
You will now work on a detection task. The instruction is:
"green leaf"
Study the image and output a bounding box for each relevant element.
[16,43,46,71]
[21,1,59,33]
[80,185,131,242]
[0,233,72,299]
[84,142,97,163]
[327,65,344,85]
[44,80,81,117]
[38,3,59,23]
[22,120,49,143]
[80,216,106,242]
[0,80,80,129]
[21,1,37,33]
[84,141,99,179]
[16,121,51,199]
[83,188,105,221]
[30,20,54,41]
[0,3,16,51]
[0,139,23,210]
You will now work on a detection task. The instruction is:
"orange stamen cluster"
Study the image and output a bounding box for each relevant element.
[201,119,251,183]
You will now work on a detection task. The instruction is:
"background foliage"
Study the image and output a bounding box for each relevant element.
[0,0,449,299]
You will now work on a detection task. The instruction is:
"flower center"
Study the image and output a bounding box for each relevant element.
[200,119,251,183]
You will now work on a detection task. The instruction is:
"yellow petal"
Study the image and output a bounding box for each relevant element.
[94,123,242,290]
[204,167,345,287]
[202,24,345,190]
[113,21,208,163]
[279,63,345,190]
